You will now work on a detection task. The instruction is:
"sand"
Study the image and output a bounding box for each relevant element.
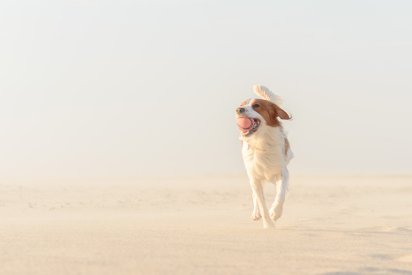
[1,175,412,275]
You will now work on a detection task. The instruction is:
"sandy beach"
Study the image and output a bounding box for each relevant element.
[1,175,412,275]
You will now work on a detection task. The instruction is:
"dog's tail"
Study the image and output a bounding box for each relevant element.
[253,85,282,105]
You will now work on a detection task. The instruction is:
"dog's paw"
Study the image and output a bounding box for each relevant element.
[269,206,283,221]
[263,219,275,229]
[251,210,262,221]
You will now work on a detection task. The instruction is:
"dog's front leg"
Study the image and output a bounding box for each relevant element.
[250,180,273,228]
[251,193,261,221]
[270,169,289,221]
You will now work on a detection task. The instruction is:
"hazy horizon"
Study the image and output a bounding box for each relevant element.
[1,1,411,182]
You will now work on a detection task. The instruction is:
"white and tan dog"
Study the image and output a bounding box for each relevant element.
[236,85,293,228]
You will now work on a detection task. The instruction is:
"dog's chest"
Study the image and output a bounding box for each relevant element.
[241,130,285,180]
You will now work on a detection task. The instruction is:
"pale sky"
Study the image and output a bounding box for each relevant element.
[1,0,411,181]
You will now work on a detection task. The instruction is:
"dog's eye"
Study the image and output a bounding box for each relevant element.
[252,104,260,109]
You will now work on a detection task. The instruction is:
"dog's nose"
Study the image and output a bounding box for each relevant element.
[236,107,245,114]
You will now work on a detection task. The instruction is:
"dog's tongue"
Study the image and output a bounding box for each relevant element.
[237,117,253,133]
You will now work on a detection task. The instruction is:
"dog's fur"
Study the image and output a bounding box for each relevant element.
[236,85,293,228]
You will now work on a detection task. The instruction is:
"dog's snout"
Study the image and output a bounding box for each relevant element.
[236,107,245,114]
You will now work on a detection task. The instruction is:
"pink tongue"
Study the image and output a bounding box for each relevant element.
[237,117,253,130]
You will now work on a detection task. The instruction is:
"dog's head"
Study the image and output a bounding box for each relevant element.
[236,85,291,137]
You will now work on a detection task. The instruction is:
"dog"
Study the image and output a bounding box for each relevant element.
[236,85,293,228]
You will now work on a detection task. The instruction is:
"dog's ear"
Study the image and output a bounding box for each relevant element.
[253,85,282,105]
[272,103,292,120]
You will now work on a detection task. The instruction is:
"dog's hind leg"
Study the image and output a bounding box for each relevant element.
[270,169,289,221]
[250,180,273,228]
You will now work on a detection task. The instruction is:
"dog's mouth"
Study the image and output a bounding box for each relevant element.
[236,116,261,136]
